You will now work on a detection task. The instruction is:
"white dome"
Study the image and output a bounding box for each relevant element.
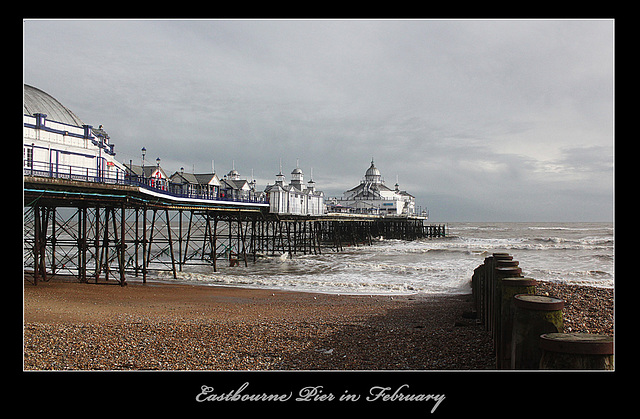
[365,159,382,183]
[366,165,380,177]
[24,84,85,127]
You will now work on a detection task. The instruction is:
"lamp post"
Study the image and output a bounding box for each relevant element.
[156,157,161,190]
[141,147,146,185]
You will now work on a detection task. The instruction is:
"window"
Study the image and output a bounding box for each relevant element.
[24,147,33,168]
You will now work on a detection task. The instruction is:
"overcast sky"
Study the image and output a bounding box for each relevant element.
[23,19,614,221]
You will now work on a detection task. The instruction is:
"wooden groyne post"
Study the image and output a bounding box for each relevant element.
[510,294,564,369]
[499,277,536,369]
[539,333,614,370]
[469,251,613,370]
[492,263,523,368]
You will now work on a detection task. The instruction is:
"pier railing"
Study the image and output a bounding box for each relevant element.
[471,253,613,370]
[24,159,268,205]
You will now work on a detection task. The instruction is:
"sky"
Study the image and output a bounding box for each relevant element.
[23,19,614,222]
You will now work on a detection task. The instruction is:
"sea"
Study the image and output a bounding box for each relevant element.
[154,222,614,296]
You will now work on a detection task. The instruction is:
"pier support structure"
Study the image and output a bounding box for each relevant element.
[24,197,445,285]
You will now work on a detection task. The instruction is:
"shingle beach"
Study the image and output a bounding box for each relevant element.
[23,278,612,371]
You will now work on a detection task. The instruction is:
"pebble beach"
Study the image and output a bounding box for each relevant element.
[23,278,612,371]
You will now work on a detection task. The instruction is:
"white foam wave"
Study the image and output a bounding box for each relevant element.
[146,222,613,295]
[527,226,614,232]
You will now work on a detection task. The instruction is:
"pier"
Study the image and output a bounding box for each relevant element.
[24,175,446,286]
[23,83,446,287]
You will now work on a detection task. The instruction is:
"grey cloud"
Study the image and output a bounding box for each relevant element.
[24,19,613,221]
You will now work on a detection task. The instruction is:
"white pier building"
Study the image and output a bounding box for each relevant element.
[23,84,128,182]
[264,163,325,215]
[328,159,415,216]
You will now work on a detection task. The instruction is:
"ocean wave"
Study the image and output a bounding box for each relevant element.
[375,237,612,255]
[527,226,613,232]
[452,225,511,231]
[339,259,446,277]
[381,246,480,256]
[446,236,613,252]
[528,235,612,244]
[155,268,470,296]
[524,236,613,248]
[146,222,613,295]
[425,248,477,255]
